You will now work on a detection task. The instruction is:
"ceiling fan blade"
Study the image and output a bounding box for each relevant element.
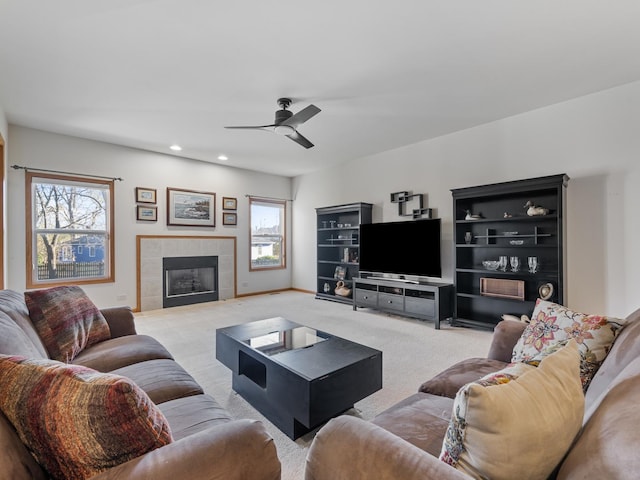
[224,124,275,130]
[281,105,321,128]
[286,130,314,149]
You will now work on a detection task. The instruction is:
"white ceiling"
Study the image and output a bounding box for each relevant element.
[1,1,639,177]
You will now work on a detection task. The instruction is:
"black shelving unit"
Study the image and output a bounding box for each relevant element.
[315,203,373,304]
[451,174,569,329]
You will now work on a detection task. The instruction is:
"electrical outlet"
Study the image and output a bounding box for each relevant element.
[116,294,127,301]
[241,282,249,287]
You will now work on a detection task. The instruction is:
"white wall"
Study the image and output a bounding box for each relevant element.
[292,81,640,318]
[1,106,6,287]
[0,107,7,141]
[6,126,293,308]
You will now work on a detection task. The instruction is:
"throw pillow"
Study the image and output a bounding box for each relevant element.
[511,299,628,389]
[472,361,535,387]
[25,285,111,362]
[0,355,172,480]
[440,340,584,480]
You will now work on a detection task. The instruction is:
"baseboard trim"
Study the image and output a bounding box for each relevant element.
[236,287,314,298]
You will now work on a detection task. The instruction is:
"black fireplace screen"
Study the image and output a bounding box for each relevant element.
[163,256,218,308]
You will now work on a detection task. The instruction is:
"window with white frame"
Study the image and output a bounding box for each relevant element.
[249,198,286,270]
[26,172,114,287]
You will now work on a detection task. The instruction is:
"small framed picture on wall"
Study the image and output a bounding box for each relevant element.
[136,187,157,204]
[223,197,237,210]
[223,212,237,225]
[137,205,158,221]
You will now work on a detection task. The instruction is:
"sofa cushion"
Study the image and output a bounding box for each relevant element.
[158,394,232,441]
[0,289,49,358]
[112,358,203,404]
[0,410,47,480]
[511,299,628,389]
[0,311,46,358]
[372,392,454,457]
[419,357,509,398]
[25,286,111,362]
[556,356,640,479]
[440,340,584,480]
[584,307,640,412]
[0,355,173,480]
[73,334,174,371]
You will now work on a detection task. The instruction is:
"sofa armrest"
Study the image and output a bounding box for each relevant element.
[90,419,280,480]
[486,320,527,362]
[100,306,137,338]
[305,416,469,480]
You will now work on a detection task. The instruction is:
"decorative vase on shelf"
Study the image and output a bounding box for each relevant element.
[323,282,330,294]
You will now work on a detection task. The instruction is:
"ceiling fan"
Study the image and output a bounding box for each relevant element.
[225,98,321,149]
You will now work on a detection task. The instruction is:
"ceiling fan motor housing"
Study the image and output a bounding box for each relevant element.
[275,108,293,124]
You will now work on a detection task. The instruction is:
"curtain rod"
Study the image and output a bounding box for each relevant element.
[11,165,123,182]
[245,194,293,202]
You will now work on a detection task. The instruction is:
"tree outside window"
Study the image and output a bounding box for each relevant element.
[250,198,285,270]
[26,173,114,287]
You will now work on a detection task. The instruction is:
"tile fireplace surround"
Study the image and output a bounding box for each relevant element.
[137,235,236,311]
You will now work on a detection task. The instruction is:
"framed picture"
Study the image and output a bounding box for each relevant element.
[167,188,216,227]
[222,197,237,210]
[223,212,237,225]
[334,266,347,280]
[136,187,157,204]
[137,205,157,221]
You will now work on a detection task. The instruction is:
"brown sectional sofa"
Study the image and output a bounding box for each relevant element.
[0,289,281,480]
[306,307,640,479]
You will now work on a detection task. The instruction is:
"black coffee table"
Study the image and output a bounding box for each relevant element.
[216,317,382,439]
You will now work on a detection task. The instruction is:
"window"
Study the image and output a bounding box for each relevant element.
[249,198,285,270]
[26,172,114,287]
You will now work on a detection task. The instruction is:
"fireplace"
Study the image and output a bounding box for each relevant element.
[163,256,218,308]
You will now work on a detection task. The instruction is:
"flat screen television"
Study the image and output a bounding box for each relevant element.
[359,219,441,278]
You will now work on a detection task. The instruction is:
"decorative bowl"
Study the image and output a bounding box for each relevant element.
[482,260,500,270]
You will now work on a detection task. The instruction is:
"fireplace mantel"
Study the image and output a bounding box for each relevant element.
[136,235,236,312]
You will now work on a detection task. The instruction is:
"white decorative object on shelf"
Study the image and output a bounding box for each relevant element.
[465,210,483,220]
[524,201,549,216]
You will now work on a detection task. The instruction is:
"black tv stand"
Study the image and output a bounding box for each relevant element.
[353,277,454,329]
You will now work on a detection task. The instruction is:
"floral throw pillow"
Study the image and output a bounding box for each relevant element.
[511,299,628,389]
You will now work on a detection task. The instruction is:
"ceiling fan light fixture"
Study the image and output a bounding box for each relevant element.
[273,125,296,136]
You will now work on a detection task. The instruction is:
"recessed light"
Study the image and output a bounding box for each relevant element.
[218,155,228,161]
[170,144,182,151]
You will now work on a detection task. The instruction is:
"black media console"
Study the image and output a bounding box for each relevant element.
[353,276,454,329]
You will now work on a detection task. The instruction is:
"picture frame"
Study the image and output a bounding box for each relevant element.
[136,205,157,222]
[222,212,237,226]
[167,188,216,227]
[334,266,347,280]
[222,197,237,210]
[136,187,157,204]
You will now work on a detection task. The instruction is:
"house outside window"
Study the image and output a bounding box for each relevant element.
[26,172,114,287]
[250,198,285,270]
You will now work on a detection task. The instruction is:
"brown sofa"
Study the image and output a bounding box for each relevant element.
[306,307,640,479]
[0,289,281,480]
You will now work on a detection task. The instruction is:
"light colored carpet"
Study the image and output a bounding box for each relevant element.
[135,291,493,480]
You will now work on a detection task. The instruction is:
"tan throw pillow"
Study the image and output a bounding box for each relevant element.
[25,285,111,362]
[0,355,173,480]
[511,299,628,389]
[440,340,584,480]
